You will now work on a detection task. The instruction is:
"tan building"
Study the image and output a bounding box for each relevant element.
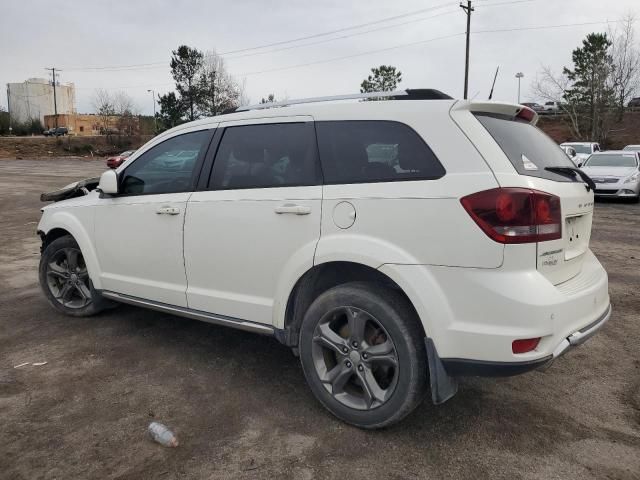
[44,113,140,136]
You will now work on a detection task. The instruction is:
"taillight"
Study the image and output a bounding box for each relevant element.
[516,107,536,122]
[461,188,561,244]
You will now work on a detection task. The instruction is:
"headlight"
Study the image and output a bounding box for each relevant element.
[625,172,640,183]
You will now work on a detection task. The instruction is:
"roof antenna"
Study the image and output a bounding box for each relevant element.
[488,66,500,100]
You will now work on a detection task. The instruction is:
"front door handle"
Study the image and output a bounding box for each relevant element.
[156,206,181,215]
[274,204,311,215]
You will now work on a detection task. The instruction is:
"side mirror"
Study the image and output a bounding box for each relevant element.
[98,169,119,195]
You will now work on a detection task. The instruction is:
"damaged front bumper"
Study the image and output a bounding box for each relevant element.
[40,177,100,202]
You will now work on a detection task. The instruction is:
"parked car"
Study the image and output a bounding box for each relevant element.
[106,150,136,169]
[560,142,600,164]
[521,102,544,112]
[580,150,640,201]
[560,145,578,164]
[542,101,561,113]
[628,97,640,108]
[622,144,640,152]
[37,90,610,429]
[43,127,69,137]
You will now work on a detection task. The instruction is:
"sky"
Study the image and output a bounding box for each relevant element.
[1,0,638,115]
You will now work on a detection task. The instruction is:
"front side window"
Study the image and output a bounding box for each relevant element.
[209,122,320,190]
[120,130,211,195]
[315,120,445,184]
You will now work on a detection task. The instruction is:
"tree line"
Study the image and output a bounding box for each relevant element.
[534,15,640,145]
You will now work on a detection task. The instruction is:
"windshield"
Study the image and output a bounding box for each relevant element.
[584,154,638,168]
[565,144,592,154]
[623,145,640,152]
[475,113,576,182]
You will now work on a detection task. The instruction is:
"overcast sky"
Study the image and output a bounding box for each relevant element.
[1,0,638,115]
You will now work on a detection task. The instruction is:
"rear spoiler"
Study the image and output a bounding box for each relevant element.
[451,100,539,126]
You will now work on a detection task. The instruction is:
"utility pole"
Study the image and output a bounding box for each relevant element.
[515,72,524,104]
[45,67,60,129]
[460,1,474,100]
[147,89,157,133]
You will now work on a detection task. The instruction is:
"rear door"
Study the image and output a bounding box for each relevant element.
[184,117,322,324]
[453,103,594,284]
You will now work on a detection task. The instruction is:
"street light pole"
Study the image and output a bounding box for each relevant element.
[147,89,157,133]
[515,72,524,104]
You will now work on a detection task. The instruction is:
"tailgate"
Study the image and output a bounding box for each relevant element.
[535,181,594,284]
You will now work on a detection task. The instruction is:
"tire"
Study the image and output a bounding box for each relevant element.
[38,235,111,317]
[299,281,427,429]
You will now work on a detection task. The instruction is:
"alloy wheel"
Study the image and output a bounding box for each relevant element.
[311,306,399,410]
[45,248,92,309]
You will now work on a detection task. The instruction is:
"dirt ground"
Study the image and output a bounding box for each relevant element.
[1,158,639,480]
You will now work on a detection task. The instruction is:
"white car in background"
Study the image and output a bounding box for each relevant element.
[561,142,600,165]
[623,145,640,153]
[36,90,611,428]
[581,150,640,201]
[560,145,578,165]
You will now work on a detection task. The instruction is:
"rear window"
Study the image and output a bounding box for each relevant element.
[584,153,638,167]
[315,120,445,184]
[475,114,576,182]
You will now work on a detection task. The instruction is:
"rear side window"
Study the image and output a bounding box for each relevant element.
[315,121,445,184]
[475,114,576,182]
[210,122,320,190]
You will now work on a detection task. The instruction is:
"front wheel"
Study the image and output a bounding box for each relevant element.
[39,235,110,316]
[299,282,427,429]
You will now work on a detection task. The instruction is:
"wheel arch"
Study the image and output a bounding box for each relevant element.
[38,210,102,289]
[276,261,426,348]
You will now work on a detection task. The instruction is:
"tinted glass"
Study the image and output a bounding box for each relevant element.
[120,130,210,195]
[475,114,576,182]
[315,121,444,184]
[210,122,320,190]
[568,144,592,154]
[584,153,638,167]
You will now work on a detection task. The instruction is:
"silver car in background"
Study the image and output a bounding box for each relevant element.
[581,151,640,201]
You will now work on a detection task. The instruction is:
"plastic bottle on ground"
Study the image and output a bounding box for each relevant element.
[148,422,179,447]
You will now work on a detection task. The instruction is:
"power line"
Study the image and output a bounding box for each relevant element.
[63,1,458,72]
[237,32,466,77]
[62,0,542,73]
[67,16,616,89]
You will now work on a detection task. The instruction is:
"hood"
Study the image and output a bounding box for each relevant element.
[580,166,637,179]
[41,176,100,202]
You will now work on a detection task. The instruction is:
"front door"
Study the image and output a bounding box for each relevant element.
[95,128,214,306]
[184,118,322,324]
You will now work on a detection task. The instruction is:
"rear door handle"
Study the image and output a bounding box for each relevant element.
[274,204,311,215]
[156,206,181,215]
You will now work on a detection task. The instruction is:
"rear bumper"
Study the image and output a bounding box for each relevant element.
[441,303,611,376]
[380,248,610,364]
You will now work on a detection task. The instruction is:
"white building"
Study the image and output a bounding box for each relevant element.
[6,78,76,125]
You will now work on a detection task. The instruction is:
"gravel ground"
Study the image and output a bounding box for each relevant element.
[1,158,639,480]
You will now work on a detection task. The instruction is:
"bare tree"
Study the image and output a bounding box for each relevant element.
[532,66,584,139]
[609,14,640,119]
[112,91,138,135]
[92,88,115,134]
[197,50,242,116]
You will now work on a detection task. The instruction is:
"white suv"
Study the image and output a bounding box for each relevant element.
[37,89,611,429]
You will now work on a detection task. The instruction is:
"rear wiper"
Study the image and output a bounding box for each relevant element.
[545,166,596,192]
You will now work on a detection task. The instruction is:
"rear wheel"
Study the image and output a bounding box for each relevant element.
[39,235,110,316]
[299,282,427,429]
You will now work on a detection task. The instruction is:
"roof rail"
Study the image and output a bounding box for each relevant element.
[235,89,452,112]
